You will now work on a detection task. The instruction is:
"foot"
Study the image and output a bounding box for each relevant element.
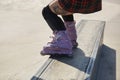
[40,31,72,55]
[64,21,78,48]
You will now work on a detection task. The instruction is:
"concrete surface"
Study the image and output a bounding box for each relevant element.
[0,11,50,80]
[0,0,120,80]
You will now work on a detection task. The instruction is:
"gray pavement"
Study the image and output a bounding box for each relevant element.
[0,0,120,80]
[96,13,120,80]
[0,11,50,80]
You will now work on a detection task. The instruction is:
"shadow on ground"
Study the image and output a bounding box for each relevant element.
[96,44,116,80]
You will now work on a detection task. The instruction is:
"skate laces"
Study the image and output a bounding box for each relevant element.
[47,31,69,45]
[48,34,61,44]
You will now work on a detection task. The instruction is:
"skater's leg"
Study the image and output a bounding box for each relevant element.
[47,0,78,48]
[62,15,74,22]
[42,0,73,31]
[41,1,73,55]
[42,5,66,31]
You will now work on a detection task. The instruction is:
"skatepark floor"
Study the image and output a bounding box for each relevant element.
[0,0,120,80]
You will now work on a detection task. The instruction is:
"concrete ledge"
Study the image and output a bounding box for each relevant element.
[31,20,105,80]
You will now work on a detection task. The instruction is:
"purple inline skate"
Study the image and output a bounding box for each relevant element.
[64,21,78,48]
[41,31,73,57]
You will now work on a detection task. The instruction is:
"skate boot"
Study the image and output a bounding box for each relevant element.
[40,31,73,57]
[64,21,78,48]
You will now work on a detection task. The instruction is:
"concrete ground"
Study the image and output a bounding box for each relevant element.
[0,0,120,80]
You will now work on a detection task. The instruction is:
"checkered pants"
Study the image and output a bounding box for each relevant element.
[58,0,102,14]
